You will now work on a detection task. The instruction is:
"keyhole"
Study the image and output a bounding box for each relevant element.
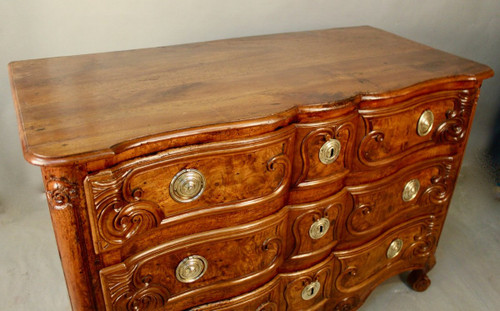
[329,147,335,158]
[310,287,315,296]
[319,225,324,233]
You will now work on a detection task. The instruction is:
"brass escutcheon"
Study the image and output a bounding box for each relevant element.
[417,110,434,136]
[301,280,321,300]
[387,238,404,259]
[170,169,206,203]
[175,255,208,283]
[319,138,341,164]
[309,218,330,240]
[402,179,420,202]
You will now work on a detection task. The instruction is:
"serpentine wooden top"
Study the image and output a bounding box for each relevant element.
[9,26,493,166]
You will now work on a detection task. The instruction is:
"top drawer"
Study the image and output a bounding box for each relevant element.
[355,88,477,171]
[84,127,295,254]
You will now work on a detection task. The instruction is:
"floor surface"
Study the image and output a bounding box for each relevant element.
[0,146,499,311]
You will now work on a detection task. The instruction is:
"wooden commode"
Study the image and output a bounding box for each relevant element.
[9,26,493,310]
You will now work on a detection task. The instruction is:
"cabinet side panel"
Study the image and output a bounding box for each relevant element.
[41,166,101,310]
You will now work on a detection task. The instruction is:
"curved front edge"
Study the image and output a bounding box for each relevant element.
[329,215,443,310]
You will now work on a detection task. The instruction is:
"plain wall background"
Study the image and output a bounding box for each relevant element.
[0,0,498,309]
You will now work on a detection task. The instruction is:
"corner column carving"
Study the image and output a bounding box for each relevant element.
[41,166,99,310]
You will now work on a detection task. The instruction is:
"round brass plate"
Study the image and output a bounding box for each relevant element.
[417,110,434,136]
[301,281,321,300]
[170,169,206,203]
[319,138,341,164]
[387,238,404,259]
[175,255,208,283]
[402,179,420,202]
[309,218,330,240]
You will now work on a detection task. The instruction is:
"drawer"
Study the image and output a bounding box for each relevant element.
[341,156,456,248]
[282,189,351,271]
[290,112,357,203]
[281,254,335,310]
[190,276,282,310]
[100,208,288,311]
[334,215,441,295]
[355,88,477,172]
[85,127,294,254]
[192,254,335,311]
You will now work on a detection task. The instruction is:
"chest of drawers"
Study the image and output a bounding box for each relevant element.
[9,26,493,310]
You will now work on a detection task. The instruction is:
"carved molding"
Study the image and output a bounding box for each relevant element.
[85,170,164,252]
[103,270,170,311]
[284,265,332,308]
[290,202,341,258]
[46,177,78,210]
[435,88,478,143]
[256,301,279,311]
[295,121,355,187]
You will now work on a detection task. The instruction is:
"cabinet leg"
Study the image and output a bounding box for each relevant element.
[407,269,431,292]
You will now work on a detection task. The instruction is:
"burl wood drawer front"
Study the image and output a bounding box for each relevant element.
[193,254,335,311]
[85,127,294,254]
[282,189,351,271]
[190,277,282,310]
[281,254,335,311]
[290,112,357,203]
[355,88,477,172]
[334,215,441,297]
[100,208,287,311]
[341,157,456,248]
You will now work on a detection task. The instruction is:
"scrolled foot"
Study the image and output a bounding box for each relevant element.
[407,270,431,292]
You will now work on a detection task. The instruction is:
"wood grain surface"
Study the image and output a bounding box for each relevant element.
[9,26,492,166]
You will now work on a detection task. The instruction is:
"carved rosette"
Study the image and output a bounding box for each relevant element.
[295,122,354,186]
[86,170,165,252]
[46,177,78,210]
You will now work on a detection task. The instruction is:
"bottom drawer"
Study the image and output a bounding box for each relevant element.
[333,215,442,302]
[193,254,335,311]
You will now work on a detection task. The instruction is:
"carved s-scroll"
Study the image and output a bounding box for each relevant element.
[86,170,165,252]
[435,88,478,143]
[295,122,354,186]
[290,202,340,257]
[102,266,170,311]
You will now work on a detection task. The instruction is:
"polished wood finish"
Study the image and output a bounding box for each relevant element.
[10,26,493,310]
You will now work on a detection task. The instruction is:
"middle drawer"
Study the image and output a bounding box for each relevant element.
[100,208,288,311]
[341,156,457,248]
